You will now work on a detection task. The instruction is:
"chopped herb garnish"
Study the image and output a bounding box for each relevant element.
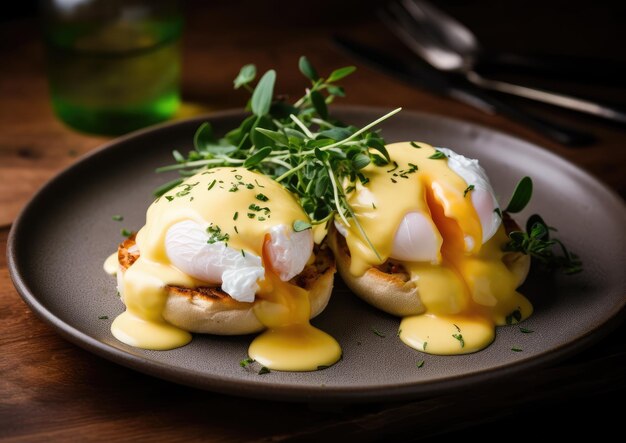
[234,226,239,234]
[207,179,217,191]
[247,213,255,219]
[452,333,465,348]
[371,327,385,338]
[206,224,230,244]
[234,174,243,180]
[453,324,461,332]
[463,184,475,197]
[423,342,428,351]
[165,196,174,202]
[519,327,534,333]
[511,347,523,352]
[112,215,123,221]
[121,229,132,237]
[255,193,269,202]
[258,366,271,375]
[240,357,255,367]
[417,360,425,368]
[254,179,265,188]
[391,178,397,183]
[372,202,377,209]
[98,315,109,320]
[410,141,421,148]
[386,161,399,173]
[258,216,266,221]
[428,150,447,160]
[241,249,246,257]
[233,212,239,221]
[505,308,522,325]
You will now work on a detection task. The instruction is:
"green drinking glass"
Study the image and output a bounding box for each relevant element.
[41,0,183,135]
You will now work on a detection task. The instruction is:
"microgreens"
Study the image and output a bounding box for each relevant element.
[502,177,582,274]
[155,57,400,256]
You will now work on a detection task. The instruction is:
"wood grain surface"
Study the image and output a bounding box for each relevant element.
[1,1,625,441]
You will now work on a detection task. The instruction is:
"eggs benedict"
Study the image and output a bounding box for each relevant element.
[105,167,340,371]
[328,142,532,355]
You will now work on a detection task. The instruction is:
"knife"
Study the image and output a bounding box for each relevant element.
[333,35,595,147]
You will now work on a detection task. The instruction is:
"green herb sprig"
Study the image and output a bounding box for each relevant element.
[155,57,400,257]
[502,177,582,274]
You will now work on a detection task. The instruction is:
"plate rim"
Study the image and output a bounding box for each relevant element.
[7,105,626,403]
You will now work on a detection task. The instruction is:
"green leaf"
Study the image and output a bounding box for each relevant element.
[298,56,318,81]
[224,115,256,147]
[251,70,276,117]
[233,64,256,89]
[314,173,330,197]
[368,139,391,162]
[250,115,275,149]
[327,66,356,83]
[293,220,312,232]
[352,153,370,170]
[255,127,288,146]
[283,128,306,140]
[525,214,548,238]
[317,127,353,141]
[244,146,272,168]
[505,176,533,213]
[310,90,328,119]
[314,147,329,162]
[327,85,345,97]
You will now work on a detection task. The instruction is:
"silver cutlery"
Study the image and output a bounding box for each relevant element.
[334,35,595,146]
[380,0,626,124]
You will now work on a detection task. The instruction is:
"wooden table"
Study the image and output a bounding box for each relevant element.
[2,1,625,440]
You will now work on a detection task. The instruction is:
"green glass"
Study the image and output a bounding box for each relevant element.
[43,1,182,135]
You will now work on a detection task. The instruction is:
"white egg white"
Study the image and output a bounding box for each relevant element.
[164,220,313,303]
[437,147,501,243]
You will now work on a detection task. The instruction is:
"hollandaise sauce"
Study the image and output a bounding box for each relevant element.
[341,142,532,355]
[105,167,341,370]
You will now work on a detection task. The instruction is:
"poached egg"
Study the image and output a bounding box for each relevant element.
[107,167,341,371]
[334,142,532,355]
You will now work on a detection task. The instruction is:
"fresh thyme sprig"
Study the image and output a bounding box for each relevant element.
[156,57,399,254]
[502,177,582,274]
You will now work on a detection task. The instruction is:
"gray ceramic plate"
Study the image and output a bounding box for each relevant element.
[8,107,626,403]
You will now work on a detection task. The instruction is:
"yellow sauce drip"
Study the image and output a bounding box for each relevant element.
[103,252,119,275]
[108,168,341,369]
[342,142,532,355]
[249,260,341,371]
